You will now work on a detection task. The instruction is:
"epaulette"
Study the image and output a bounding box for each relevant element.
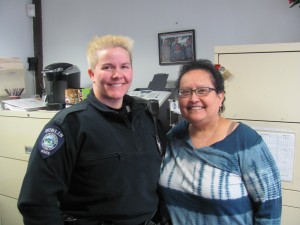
[52,103,88,124]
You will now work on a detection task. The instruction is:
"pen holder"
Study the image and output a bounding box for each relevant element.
[4,88,24,99]
[9,96,21,99]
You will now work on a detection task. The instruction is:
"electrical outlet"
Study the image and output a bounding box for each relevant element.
[26,4,35,17]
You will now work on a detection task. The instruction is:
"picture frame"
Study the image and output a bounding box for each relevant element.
[158,29,196,65]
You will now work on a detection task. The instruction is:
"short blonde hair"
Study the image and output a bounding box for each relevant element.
[86,35,134,69]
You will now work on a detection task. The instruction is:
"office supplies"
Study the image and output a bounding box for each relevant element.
[4,88,24,98]
[1,98,46,111]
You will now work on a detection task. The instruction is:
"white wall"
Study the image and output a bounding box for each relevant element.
[1,0,300,93]
[0,0,35,97]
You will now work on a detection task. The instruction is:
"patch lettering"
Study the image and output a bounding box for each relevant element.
[39,126,65,158]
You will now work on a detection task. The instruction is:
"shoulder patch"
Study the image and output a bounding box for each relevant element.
[38,125,65,158]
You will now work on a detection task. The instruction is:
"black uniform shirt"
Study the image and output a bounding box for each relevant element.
[18,91,162,225]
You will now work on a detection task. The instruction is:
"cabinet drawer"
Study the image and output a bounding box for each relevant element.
[0,195,23,225]
[282,189,300,208]
[0,115,50,161]
[0,157,28,199]
[282,205,300,225]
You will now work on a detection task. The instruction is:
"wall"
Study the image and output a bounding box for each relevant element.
[1,0,300,93]
[41,0,300,89]
[0,0,35,98]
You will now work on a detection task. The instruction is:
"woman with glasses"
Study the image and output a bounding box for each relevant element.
[159,59,282,225]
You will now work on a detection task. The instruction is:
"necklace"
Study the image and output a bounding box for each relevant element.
[189,120,219,149]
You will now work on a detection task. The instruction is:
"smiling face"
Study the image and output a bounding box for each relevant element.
[88,47,133,109]
[178,69,224,126]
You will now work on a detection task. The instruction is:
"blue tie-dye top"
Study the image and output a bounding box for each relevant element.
[159,120,282,225]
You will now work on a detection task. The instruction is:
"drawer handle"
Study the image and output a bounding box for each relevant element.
[25,146,33,154]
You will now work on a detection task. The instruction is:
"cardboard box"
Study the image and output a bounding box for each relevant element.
[65,89,79,104]
[65,88,91,105]
[78,88,91,102]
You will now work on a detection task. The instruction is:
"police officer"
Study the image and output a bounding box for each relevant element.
[18,35,165,225]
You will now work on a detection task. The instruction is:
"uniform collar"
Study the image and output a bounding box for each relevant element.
[87,89,147,114]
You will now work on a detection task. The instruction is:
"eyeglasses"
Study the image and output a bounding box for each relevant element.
[178,87,216,98]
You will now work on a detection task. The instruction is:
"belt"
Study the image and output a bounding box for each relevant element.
[100,220,159,225]
[64,219,160,225]
[63,209,162,225]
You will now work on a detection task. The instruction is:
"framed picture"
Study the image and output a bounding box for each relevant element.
[158,29,196,65]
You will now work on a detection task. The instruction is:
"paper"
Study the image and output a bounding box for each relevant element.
[168,99,181,114]
[258,131,295,182]
[0,57,25,96]
[1,98,46,111]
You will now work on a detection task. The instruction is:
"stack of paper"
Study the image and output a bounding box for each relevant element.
[1,98,46,111]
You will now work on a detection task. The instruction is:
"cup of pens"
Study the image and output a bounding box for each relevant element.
[4,88,25,99]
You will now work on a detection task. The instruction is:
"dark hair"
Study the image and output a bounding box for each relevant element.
[176,59,226,113]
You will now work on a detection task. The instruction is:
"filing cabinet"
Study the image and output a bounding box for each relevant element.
[0,110,56,225]
[214,42,300,225]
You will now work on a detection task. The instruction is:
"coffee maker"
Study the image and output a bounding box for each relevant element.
[43,62,80,110]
